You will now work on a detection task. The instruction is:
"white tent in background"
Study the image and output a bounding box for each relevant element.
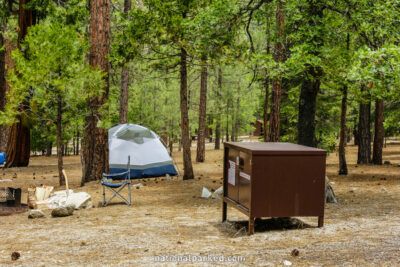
[108,123,177,178]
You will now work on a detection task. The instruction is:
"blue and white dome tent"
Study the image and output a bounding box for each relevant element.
[108,123,178,178]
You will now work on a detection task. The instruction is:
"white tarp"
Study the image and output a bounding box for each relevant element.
[35,186,54,201]
[36,190,92,210]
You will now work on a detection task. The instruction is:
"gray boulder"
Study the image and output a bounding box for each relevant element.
[51,205,75,217]
[325,182,337,203]
[28,209,45,219]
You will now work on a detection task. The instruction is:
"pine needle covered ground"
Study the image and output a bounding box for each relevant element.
[1,141,399,266]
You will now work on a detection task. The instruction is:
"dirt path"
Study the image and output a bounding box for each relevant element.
[1,143,399,266]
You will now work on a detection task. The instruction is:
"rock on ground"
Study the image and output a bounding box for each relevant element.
[28,209,45,219]
[51,205,74,217]
[326,182,338,203]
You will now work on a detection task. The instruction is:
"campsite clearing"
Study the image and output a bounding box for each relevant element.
[0,142,400,266]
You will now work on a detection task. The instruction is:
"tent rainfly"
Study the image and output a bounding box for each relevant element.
[109,124,178,178]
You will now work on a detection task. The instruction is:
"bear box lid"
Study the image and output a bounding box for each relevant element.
[224,142,326,156]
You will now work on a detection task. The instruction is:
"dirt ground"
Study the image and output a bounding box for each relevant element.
[1,140,400,266]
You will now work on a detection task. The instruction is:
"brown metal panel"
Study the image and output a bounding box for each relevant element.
[223,147,228,199]
[223,196,249,214]
[222,142,326,235]
[238,151,251,209]
[225,148,239,202]
[251,154,325,218]
[224,142,326,156]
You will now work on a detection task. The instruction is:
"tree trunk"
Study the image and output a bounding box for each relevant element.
[225,98,230,142]
[0,0,12,153]
[268,1,284,142]
[372,99,384,165]
[46,142,52,156]
[353,122,359,146]
[357,87,371,164]
[119,66,129,124]
[263,71,269,141]
[215,119,221,149]
[196,57,207,162]
[338,85,348,175]
[6,115,30,167]
[65,142,69,156]
[215,67,222,149]
[76,130,80,155]
[17,0,36,47]
[233,83,240,141]
[346,127,351,144]
[57,94,65,185]
[339,34,350,174]
[124,0,131,14]
[73,135,76,155]
[119,0,131,124]
[263,17,271,141]
[169,137,173,155]
[180,47,194,179]
[82,0,110,184]
[0,33,7,152]
[297,69,320,147]
[5,0,35,167]
[297,0,323,148]
[230,106,235,141]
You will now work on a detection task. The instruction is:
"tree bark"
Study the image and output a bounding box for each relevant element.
[119,0,131,124]
[372,99,384,165]
[119,66,129,124]
[82,0,110,184]
[263,17,271,141]
[338,85,348,175]
[339,34,350,174]
[297,68,320,147]
[0,33,6,152]
[46,142,52,156]
[124,0,131,13]
[233,84,240,141]
[17,0,36,47]
[268,1,284,142]
[6,115,30,167]
[6,0,35,167]
[215,67,222,149]
[0,0,12,152]
[196,57,207,162]
[353,121,359,146]
[57,94,65,185]
[73,134,76,155]
[64,142,68,156]
[230,103,235,141]
[225,98,230,142]
[169,137,173,155]
[297,0,323,148]
[76,130,80,155]
[180,47,194,180]
[357,86,371,164]
[263,72,269,142]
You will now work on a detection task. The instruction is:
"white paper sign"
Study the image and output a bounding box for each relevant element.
[240,172,251,181]
[228,160,236,186]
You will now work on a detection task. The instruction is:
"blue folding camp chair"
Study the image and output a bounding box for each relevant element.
[101,156,132,206]
[0,153,5,167]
